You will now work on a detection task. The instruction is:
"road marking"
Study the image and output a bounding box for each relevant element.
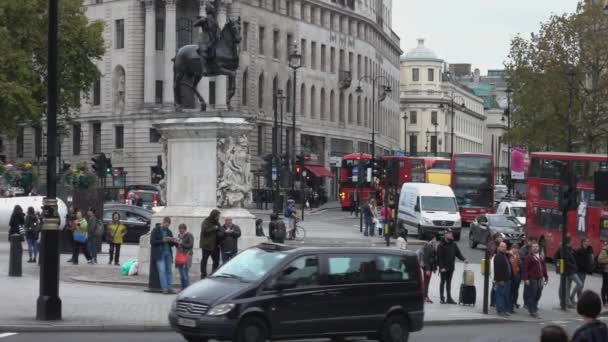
[0,333,17,339]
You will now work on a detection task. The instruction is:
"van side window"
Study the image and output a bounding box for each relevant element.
[503,207,509,215]
[279,256,319,287]
[376,256,410,281]
[327,255,376,284]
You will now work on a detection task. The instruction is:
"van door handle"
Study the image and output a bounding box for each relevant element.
[328,291,341,295]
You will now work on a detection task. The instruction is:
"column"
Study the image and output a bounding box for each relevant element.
[163,0,177,105]
[214,5,227,110]
[143,0,156,104]
[196,0,210,104]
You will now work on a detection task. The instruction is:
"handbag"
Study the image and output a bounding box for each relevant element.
[175,251,189,266]
[74,231,88,243]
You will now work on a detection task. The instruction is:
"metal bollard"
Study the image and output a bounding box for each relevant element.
[9,234,23,277]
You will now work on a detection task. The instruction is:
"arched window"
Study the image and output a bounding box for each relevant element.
[310,86,316,119]
[356,96,361,125]
[330,90,336,122]
[241,69,248,106]
[347,93,353,124]
[258,72,264,109]
[339,92,345,123]
[272,75,278,111]
[320,88,326,120]
[286,78,292,112]
[300,83,306,116]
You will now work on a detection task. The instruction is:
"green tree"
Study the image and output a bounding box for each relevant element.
[0,0,105,135]
[505,1,608,153]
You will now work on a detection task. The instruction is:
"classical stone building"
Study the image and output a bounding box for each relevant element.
[7,0,402,200]
[399,39,486,157]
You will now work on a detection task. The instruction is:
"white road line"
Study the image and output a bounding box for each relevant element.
[0,333,17,339]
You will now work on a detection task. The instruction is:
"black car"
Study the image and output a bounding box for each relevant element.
[103,204,152,244]
[169,243,424,342]
[468,214,526,249]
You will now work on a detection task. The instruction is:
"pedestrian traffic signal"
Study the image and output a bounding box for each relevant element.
[91,153,107,177]
[105,158,112,175]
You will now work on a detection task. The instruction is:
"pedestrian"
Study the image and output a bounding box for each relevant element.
[509,243,523,311]
[379,205,391,237]
[8,204,25,240]
[175,223,194,291]
[349,193,356,216]
[71,210,92,265]
[540,325,569,342]
[24,206,40,263]
[135,194,144,207]
[268,213,287,243]
[361,199,375,237]
[523,242,548,318]
[488,233,504,307]
[284,199,298,240]
[255,218,265,237]
[421,235,439,303]
[64,206,77,263]
[520,236,537,310]
[436,229,468,304]
[574,238,595,299]
[494,242,512,316]
[554,235,581,308]
[106,212,126,266]
[218,217,241,263]
[571,290,608,341]
[598,241,608,306]
[200,209,221,278]
[150,217,177,294]
[86,208,102,264]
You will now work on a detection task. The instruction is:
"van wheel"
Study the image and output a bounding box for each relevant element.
[182,335,208,342]
[381,315,409,342]
[417,226,425,240]
[469,232,478,249]
[234,316,268,342]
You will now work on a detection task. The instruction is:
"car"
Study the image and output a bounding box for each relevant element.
[125,189,161,210]
[103,204,152,244]
[496,200,526,225]
[468,214,526,249]
[168,243,424,342]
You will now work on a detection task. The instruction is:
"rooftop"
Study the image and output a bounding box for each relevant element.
[401,39,442,62]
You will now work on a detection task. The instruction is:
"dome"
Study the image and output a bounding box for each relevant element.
[401,39,441,61]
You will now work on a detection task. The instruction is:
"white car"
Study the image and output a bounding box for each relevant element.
[496,200,526,225]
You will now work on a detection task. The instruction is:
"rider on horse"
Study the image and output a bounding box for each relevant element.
[194,3,220,73]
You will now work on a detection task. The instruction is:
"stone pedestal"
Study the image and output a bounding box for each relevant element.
[137,114,266,278]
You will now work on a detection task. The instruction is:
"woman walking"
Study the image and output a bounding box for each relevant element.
[71,210,92,265]
[175,223,194,291]
[8,205,25,240]
[106,212,126,266]
[24,207,40,263]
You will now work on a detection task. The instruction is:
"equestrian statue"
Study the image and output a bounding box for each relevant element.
[173,4,241,110]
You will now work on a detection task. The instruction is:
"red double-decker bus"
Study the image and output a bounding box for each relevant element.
[339,153,372,210]
[526,152,608,259]
[451,152,495,224]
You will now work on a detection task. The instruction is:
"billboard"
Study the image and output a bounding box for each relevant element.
[510,147,526,180]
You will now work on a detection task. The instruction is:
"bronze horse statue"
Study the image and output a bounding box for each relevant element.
[173,17,241,110]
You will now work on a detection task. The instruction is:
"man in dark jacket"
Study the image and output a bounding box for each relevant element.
[436,229,468,304]
[150,217,177,294]
[200,209,221,278]
[268,213,287,243]
[218,217,241,263]
[493,242,512,316]
[571,290,608,342]
[574,238,595,297]
[421,235,439,303]
[555,236,580,308]
[523,242,548,318]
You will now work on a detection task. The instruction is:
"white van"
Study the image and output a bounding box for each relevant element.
[496,200,526,225]
[397,183,462,240]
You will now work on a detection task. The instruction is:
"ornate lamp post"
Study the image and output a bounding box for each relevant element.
[288,42,301,192]
[355,76,392,161]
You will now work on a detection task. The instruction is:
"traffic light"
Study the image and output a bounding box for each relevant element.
[294,155,303,180]
[91,153,107,177]
[105,158,113,176]
[559,170,577,211]
[371,157,383,179]
[262,154,273,185]
[385,159,400,187]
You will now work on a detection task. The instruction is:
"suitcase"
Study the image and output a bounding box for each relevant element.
[459,284,476,306]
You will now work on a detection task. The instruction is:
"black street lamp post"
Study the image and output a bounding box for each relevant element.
[504,87,513,194]
[288,43,302,192]
[425,129,430,152]
[355,76,392,162]
[37,0,62,321]
[433,122,438,157]
[402,114,408,154]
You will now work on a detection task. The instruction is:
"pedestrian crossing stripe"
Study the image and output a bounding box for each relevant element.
[0,333,17,339]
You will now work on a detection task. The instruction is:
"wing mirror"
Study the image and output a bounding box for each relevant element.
[414,204,420,212]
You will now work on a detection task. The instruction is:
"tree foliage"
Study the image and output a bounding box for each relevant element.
[505,1,608,153]
[0,0,105,135]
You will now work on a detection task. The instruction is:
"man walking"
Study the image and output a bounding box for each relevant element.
[200,209,221,278]
[421,235,438,303]
[361,199,375,237]
[574,238,595,298]
[555,236,581,308]
[218,217,241,263]
[523,242,548,318]
[437,229,468,304]
[494,242,512,316]
[150,217,177,294]
[509,244,523,310]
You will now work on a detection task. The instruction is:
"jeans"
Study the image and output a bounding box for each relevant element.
[222,250,236,264]
[424,271,432,298]
[201,248,220,278]
[569,273,584,303]
[177,263,190,290]
[109,243,121,264]
[495,281,512,314]
[602,272,608,305]
[26,239,38,260]
[511,274,521,308]
[524,278,544,314]
[71,241,91,264]
[364,216,374,236]
[156,250,173,290]
[439,269,454,301]
[87,238,98,262]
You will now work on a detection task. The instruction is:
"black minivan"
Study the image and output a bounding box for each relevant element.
[168,243,424,342]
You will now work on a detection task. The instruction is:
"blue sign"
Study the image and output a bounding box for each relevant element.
[271,167,277,181]
[352,167,359,176]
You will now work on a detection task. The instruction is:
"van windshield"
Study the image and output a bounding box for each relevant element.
[211,248,288,282]
[421,196,458,212]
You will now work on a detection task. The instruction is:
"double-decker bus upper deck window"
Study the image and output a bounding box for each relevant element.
[454,157,491,173]
[540,184,560,202]
[534,207,561,230]
[530,158,542,178]
[540,159,566,180]
[573,160,600,184]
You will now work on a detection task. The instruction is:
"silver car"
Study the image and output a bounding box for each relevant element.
[468,214,525,249]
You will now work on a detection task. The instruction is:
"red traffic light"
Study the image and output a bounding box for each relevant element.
[295,166,301,174]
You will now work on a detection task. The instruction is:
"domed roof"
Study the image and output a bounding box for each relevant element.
[401,39,441,61]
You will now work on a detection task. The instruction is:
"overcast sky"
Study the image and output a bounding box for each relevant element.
[392,0,579,73]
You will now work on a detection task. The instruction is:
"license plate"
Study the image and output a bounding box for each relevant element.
[178,318,196,327]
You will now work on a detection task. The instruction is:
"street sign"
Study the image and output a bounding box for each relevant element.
[352,167,358,182]
[366,167,372,182]
[272,166,277,181]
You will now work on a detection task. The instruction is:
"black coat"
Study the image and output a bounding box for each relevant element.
[422,242,438,272]
[150,225,176,261]
[8,212,25,237]
[437,239,465,271]
[218,224,241,253]
[269,219,286,243]
[24,214,40,241]
[493,252,512,282]
[574,246,595,274]
[555,246,578,275]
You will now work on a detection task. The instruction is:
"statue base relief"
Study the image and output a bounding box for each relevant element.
[136,114,266,278]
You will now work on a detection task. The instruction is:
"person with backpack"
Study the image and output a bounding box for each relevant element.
[269,213,287,243]
[24,206,40,263]
[420,235,438,303]
[284,200,298,240]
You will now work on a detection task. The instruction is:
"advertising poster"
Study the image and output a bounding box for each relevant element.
[511,147,525,180]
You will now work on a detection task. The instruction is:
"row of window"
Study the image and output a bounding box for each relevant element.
[411,68,436,82]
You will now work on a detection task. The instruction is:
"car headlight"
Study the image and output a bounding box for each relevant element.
[207,303,235,316]
[171,299,178,312]
[422,217,432,225]
[454,219,461,227]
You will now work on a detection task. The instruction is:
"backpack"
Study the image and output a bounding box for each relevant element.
[284,207,292,218]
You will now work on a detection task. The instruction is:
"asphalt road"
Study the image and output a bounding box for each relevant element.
[0,320,589,342]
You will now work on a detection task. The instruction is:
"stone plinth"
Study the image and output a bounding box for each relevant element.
[137,114,266,278]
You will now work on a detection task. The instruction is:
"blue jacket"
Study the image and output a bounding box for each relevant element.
[150,224,176,261]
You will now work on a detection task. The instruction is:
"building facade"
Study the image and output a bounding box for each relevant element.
[399,39,486,157]
[7,0,402,201]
